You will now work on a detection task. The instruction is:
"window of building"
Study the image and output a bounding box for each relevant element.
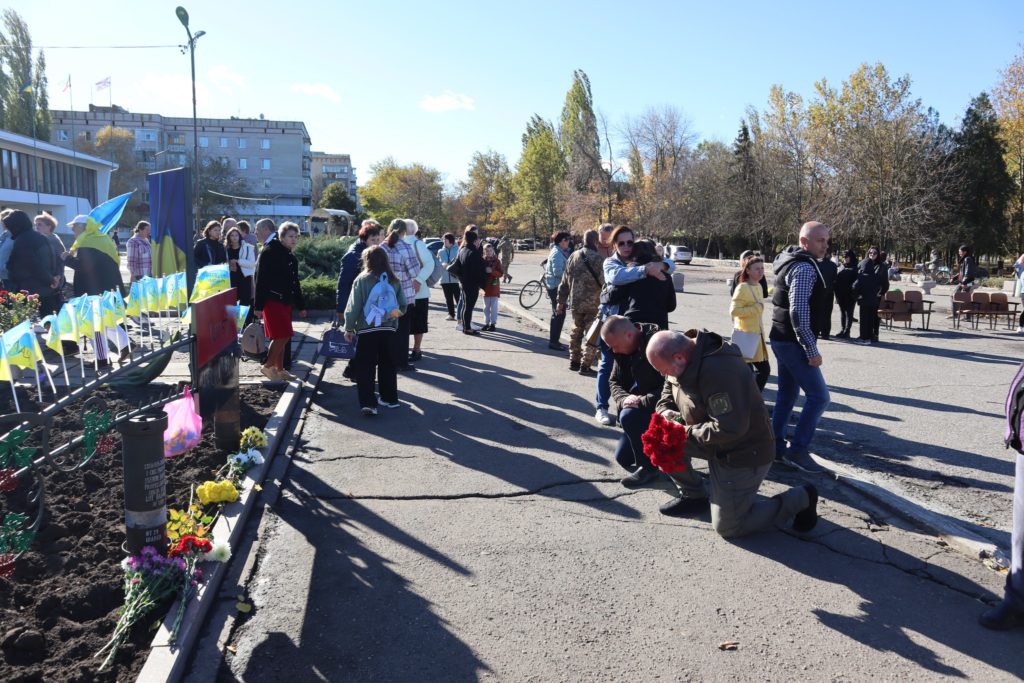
[302,178,311,191]
[261,159,271,170]
[262,178,271,189]
[167,133,185,145]
[219,137,228,148]
[238,138,247,149]
[199,136,209,148]
[2,149,12,189]
[219,156,229,165]
[260,138,270,150]
[238,158,247,170]
[57,130,69,142]
[137,130,157,142]
[84,131,93,142]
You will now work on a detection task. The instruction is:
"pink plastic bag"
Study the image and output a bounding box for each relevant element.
[163,386,202,458]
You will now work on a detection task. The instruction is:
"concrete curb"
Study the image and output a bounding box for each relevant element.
[504,294,1008,568]
[135,357,320,683]
[811,454,1007,567]
[498,298,570,344]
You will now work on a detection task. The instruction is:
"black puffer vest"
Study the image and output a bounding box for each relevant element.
[769,247,828,343]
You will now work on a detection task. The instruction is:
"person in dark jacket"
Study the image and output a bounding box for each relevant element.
[602,316,672,491]
[853,246,888,345]
[254,223,306,382]
[834,250,858,338]
[617,240,677,330]
[455,230,485,335]
[815,251,838,339]
[3,210,58,312]
[336,220,382,314]
[194,221,228,268]
[64,214,124,296]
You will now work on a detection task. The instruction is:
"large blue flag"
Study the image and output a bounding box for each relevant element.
[90,191,134,235]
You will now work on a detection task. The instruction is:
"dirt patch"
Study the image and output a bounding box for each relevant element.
[1,382,281,682]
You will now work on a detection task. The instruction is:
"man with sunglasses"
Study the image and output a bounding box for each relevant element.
[593,225,675,426]
[769,221,832,475]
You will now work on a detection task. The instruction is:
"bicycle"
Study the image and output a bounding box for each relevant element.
[518,260,546,309]
[910,263,951,285]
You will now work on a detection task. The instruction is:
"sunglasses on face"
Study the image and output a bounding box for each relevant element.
[618,240,634,247]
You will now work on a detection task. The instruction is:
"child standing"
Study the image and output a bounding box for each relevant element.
[481,243,503,331]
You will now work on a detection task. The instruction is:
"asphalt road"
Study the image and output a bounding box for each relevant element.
[205,262,1022,682]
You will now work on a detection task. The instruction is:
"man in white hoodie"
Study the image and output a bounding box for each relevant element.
[404,219,435,362]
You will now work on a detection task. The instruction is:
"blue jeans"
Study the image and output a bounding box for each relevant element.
[614,406,655,471]
[595,337,613,411]
[771,340,830,456]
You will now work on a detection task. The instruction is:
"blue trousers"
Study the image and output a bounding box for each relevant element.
[614,406,655,471]
[771,340,830,456]
[595,338,613,411]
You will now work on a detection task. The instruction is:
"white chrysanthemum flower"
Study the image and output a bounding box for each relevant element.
[247,449,265,465]
[204,540,232,563]
[120,557,132,571]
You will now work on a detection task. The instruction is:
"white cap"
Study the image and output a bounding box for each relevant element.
[67,214,89,226]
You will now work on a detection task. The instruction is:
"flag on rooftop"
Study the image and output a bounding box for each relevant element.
[95,77,110,90]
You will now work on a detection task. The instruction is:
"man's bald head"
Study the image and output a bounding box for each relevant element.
[798,221,830,259]
[600,315,641,355]
[646,331,695,378]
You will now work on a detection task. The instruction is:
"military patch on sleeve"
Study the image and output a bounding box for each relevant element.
[708,393,733,417]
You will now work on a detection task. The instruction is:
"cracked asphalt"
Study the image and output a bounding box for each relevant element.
[202,265,1022,682]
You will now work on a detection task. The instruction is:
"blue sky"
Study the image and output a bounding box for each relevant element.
[13,0,1024,186]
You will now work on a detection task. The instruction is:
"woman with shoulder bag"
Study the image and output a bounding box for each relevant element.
[730,253,770,391]
[438,232,461,321]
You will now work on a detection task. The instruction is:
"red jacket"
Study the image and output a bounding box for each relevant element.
[482,256,503,297]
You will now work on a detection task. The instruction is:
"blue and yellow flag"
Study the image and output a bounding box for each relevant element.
[19,80,32,95]
[0,321,43,376]
[175,272,189,307]
[126,282,142,317]
[40,303,79,355]
[189,264,230,303]
[72,296,96,339]
[99,292,119,329]
[229,305,250,333]
[90,191,133,236]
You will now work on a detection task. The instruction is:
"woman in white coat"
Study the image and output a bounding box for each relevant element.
[224,225,257,306]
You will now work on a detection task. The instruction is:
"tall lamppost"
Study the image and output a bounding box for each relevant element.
[175,6,204,232]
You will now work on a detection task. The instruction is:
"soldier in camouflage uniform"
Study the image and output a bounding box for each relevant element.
[498,235,515,283]
[556,229,605,375]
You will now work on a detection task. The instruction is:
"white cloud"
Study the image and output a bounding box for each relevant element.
[419,90,475,113]
[206,64,248,96]
[291,83,341,104]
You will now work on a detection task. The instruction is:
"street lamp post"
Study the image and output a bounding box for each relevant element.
[176,7,204,233]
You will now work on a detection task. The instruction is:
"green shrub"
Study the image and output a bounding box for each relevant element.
[979,277,1013,289]
[299,275,337,310]
[294,235,356,280]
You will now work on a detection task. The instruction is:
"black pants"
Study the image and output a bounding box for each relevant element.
[392,310,412,366]
[547,287,566,345]
[859,299,879,340]
[441,283,461,318]
[354,330,397,408]
[615,406,657,471]
[1019,309,1024,327]
[751,360,770,392]
[461,286,479,330]
[837,296,856,334]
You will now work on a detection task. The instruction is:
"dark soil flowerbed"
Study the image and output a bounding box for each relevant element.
[0,383,282,683]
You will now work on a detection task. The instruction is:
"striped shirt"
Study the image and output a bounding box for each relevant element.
[126,234,152,281]
[785,261,820,360]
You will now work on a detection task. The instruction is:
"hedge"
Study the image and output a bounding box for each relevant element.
[294,235,356,280]
[299,275,337,311]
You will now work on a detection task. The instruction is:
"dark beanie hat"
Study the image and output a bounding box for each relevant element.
[2,209,32,235]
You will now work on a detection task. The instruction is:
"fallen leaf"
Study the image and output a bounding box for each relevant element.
[254,484,263,492]
[150,620,161,632]
[236,601,252,613]
[226,644,237,654]
[718,641,739,651]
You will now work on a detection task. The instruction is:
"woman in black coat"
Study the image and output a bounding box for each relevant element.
[455,230,485,335]
[834,250,859,339]
[254,223,306,382]
[194,220,228,268]
[853,246,888,345]
[619,240,676,330]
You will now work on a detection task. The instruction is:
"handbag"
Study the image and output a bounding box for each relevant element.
[320,324,356,359]
[241,322,268,356]
[584,316,603,348]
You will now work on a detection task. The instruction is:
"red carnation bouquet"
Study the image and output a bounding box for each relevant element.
[641,412,689,473]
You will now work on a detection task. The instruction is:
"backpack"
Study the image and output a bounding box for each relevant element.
[426,250,444,288]
[362,273,400,327]
[1006,362,1024,455]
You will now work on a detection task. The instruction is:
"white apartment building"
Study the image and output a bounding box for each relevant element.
[311,151,359,210]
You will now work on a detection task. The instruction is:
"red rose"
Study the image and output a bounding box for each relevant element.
[0,468,17,492]
[641,412,689,473]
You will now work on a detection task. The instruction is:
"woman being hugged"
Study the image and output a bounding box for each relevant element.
[195,220,227,268]
[480,242,503,331]
[730,253,770,391]
[343,245,408,416]
[254,222,306,382]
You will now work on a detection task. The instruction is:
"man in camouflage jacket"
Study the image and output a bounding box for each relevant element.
[556,229,605,374]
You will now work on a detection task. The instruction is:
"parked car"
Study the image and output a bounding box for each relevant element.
[424,238,443,253]
[668,244,693,265]
[517,239,536,251]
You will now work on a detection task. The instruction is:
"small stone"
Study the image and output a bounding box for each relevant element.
[71,500,90,512]
[13,629,44,651]
[2,626,25,648]
[82,472,104,492]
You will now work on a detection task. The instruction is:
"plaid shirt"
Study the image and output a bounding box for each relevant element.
[383,240,419,301]
[785,260,821,360]
[126,234,152,280]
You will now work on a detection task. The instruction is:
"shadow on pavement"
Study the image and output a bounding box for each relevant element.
[736,522,1023,679]
[226,474,488,682]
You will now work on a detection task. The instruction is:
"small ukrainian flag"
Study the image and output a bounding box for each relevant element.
[19,79,32,94]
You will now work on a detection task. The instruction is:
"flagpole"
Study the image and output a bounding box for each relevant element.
[67,76,78,212]
[33,360,43,403]
[30,80,41,214]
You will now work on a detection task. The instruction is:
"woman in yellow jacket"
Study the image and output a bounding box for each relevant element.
[730,254,770,391]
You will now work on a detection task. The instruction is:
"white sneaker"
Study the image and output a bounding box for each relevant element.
[595,408,613,426]
[1018,326,1024,334]
[361,407,378,416]
[456,323,464,332]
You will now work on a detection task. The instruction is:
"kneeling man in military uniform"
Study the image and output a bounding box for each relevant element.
[646,329,819,538]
